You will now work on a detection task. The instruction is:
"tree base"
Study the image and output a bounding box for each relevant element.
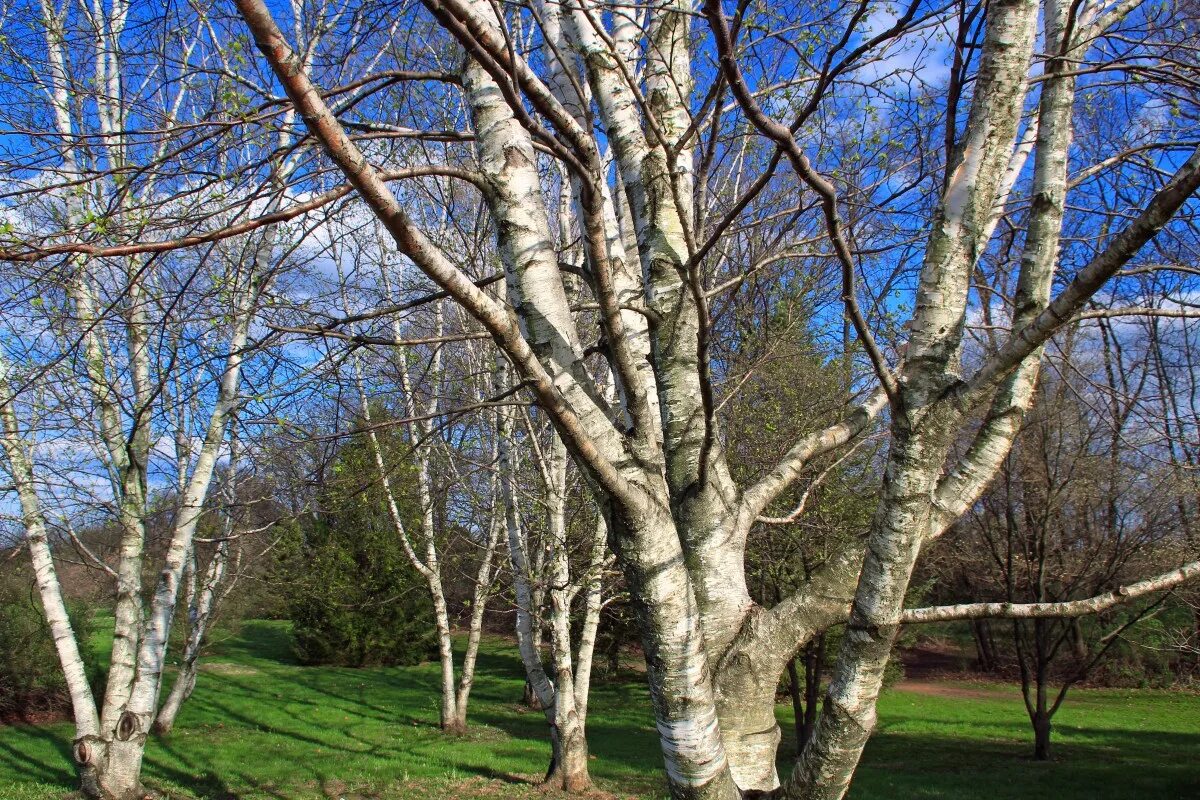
[441,718,468,736]
[540,768,592,794]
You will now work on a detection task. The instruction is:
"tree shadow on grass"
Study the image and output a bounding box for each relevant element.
[280,664,446,728]
[207,621,298,666]
[785,728,1200,800]
[0,723,74,786]
[146,667,517,797]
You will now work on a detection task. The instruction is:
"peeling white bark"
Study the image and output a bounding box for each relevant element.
[0,370,102,761]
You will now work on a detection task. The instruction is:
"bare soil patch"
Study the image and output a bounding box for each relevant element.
[892,679,1011,701]
[200,662,261,676]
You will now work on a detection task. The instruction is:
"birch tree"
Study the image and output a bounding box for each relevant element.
[226,0,1200,796]
[0,0,1195,797]
[334,228,506,733]
[498,394,610,791]
[351,349,505,733]
[0,245,260,799]
[0,4,291,794]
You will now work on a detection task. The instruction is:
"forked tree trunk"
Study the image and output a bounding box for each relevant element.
[233,0,1200,796]
[1028,626,1055,761]
[155,456,238,737]
[431,587,465,734]
[3,273,252,798]
[351,289,503,736]
[496,396,605,793]
[73,744,142,800]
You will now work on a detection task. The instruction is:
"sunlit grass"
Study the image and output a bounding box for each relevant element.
[0,620,1195,799]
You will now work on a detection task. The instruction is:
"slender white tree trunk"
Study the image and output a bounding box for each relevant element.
[0,373,103,792]
[498,401,607,793]
[155,411,245,735]
[451,503,503,729]
[154,498,237,732]
[543,435,591,791]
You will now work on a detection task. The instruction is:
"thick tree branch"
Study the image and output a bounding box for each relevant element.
[740,389,887,521]
[902,561,1200,623]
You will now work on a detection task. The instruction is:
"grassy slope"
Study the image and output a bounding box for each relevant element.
[0,620,1196,799]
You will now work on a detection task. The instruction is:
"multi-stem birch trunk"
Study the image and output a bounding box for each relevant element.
[4,4,287,793]
[0,267,256,797]
[351,299,503,733]
[498,395,607,792]
[236,0,1200,796]
[5,245,257,796]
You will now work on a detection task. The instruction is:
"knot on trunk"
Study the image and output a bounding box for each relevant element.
[72,734,101,766]
[116,710,141,742]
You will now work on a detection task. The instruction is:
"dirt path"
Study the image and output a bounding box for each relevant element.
[893,679,1013,701]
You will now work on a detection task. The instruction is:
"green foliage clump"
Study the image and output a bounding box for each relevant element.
[276,420,437,667]
[1089,605,1192,689]
[0,570,100,720]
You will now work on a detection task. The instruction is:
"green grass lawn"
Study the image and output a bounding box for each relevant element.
[1,621,1196,799]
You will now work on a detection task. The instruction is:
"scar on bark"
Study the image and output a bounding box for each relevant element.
[73,736,97,765]
[117,711,141,741]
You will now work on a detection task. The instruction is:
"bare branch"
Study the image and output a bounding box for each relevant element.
[902,561,1200,623]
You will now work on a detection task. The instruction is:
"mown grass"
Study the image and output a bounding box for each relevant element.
[0,620,1196,799]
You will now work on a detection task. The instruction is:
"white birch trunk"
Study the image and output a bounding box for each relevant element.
[154,427,242,735]
[152,540,228,736]
[0,373,103,790]
[783,3,1042,797]
[99,278,255,794]
[498,399,606,792]
[451,497,503,728]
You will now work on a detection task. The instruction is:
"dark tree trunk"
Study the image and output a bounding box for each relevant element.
[1033,711,1052,760]
[1032,622,1053,761]
[786,633,825,753]
[606,636,621,675]
[786,657,804,751]
[972,619,998,672]
[803,634,825,744]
